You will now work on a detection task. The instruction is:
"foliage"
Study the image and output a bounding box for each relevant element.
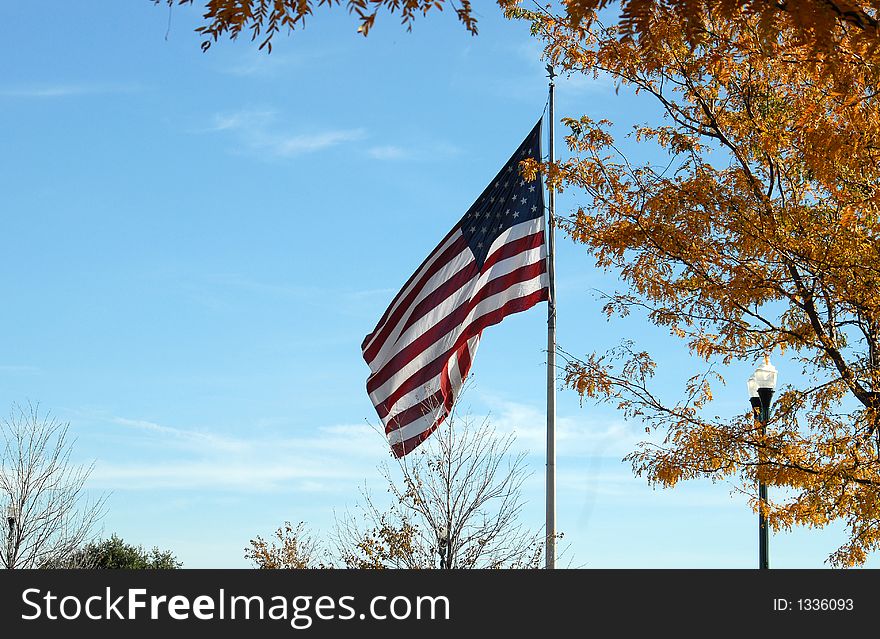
[160,0,880,61]
[1,402,106,569]
[53,534,182,569]
[159,0,478,51]
[510,2,880,566]
[245,521,326,569]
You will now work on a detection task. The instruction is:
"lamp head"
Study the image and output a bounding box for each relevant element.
[754,356,778,392]
[747,375,759,399]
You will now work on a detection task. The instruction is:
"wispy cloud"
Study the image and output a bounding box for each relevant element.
[368,145,408,160]
[275,129,366,155]
[365,140,461,162]
[0,83,144,98]
[87,416,388,492]
[0,365,40,375]
[217,49,337,78]
[181,272,396,320]
[474,395,643,459]
[205,108,365,158]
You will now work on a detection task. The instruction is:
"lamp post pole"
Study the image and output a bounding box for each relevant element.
[6,504,16,569]
[438,526,449,570]
[748,358,777,570]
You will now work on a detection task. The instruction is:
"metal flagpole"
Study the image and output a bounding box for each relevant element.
[545,64,557,570]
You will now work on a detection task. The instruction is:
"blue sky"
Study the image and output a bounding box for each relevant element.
[1,1,873,569]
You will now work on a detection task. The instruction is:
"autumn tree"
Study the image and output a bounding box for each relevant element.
[1,403,106,569]
[501,2,880,566]
[245,521,326,569]
[159,0,880,61]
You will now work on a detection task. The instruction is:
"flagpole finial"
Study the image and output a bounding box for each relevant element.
[546,64,557,83]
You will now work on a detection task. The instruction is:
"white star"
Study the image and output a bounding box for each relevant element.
[520,197,527,205]
[490,197,495,203]
[470,226,476,232]
[477,242,483,248]
[529,185,535,192]
[520,180,525,187]
[513,211,520,218]
[532,205,537,212]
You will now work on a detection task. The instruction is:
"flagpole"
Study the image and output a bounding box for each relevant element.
[545,64,557,570]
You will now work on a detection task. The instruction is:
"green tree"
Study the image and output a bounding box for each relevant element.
[62,534,182,569]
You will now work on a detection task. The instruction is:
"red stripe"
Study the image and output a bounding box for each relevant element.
[391,421,442,458]
[481,230,545,274]
[383,389,446,434]
[457,338,475,380]
[374,286,548,418]
[362,235,468,362]
[367,260,547,396]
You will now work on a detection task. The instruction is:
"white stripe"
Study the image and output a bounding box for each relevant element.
[387,410,444,446]
[448,348,463,390]
[370,272,547,413]
[484,217,545,260]
[371,370,444,419]
[362,231,461,355]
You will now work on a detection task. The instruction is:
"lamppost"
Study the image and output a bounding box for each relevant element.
[437,526,449,569]
[5,503,16,569]
[747,357,777,570]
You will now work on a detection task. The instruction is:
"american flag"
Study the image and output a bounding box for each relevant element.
[362,120,549,457]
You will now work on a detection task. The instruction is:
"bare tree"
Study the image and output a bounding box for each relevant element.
[1,402,106,568]
[333,407,545,569]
